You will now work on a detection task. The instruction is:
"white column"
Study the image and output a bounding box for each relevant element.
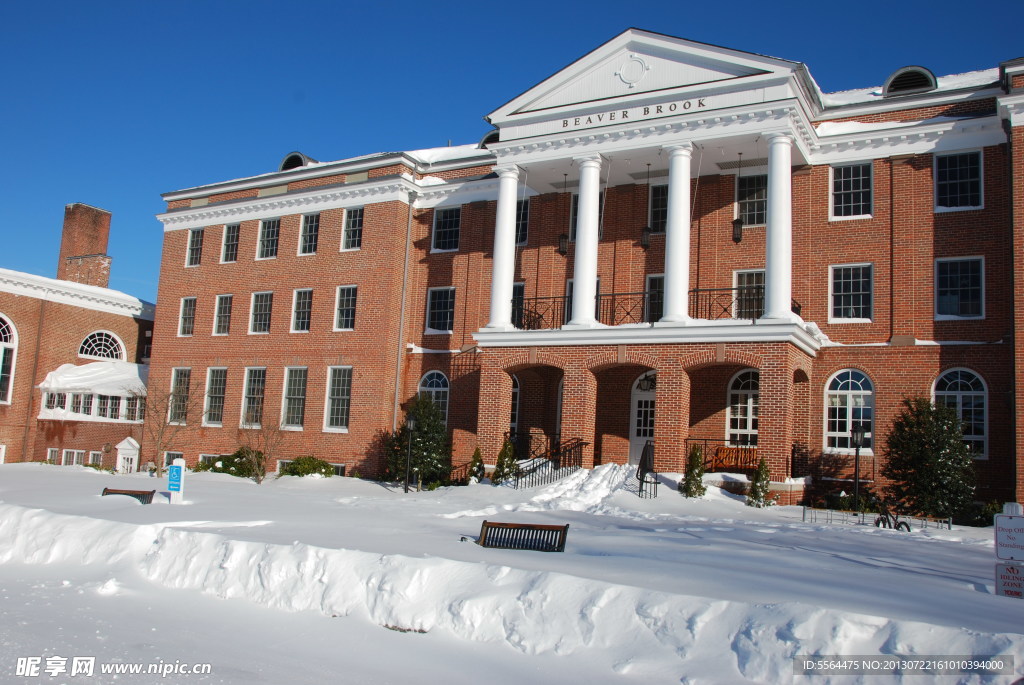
[485,165,520,329]
[567,155,602,327]
[763,133,798,321]
[660,143,692,323]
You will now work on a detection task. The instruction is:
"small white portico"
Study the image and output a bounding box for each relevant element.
[477,28,816,349]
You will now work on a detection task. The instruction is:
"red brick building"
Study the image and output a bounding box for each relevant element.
[150,30,1024,503]
[0,204,154,470]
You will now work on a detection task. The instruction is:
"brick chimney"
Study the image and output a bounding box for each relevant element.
[56,203,113,288]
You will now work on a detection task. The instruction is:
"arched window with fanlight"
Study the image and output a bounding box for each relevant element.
[825,369,874,450]
[934,368,987,458]
[0,315,16,404]
[79,331,125,361]
[727,369,759,446]
[418,371,449,425]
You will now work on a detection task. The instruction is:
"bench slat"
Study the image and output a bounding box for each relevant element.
[477,521,568,552]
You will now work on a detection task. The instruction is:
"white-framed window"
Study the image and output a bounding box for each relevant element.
[934,368,987,459]
[169,368,192,425]
[242,367,267,428]
[426,287,455,333]
[935,257,983,320]
[71,393,93,416]
[825,369,874,452]
[332,463,346,477]
[204,367,227,427]
[47,447,59,463]
[645,274,664,323]
[250,292,273,334]
[214,294,233,335]
[334,286,357,330]
[0,315,16,404]
[258,218,281,259]
[62,449,86,466]
[734,270,765,320]
[935,150,982,211]
[569,191,604,240]
[46,392,67,410]
[276,459,293,473]
[221,224,240,263]
[431,206,461,252]
[291,289,313,333]
[736,174,768,226]
[298,213,320,255]
[515,198,530,246]
[324,366,352,432]
[281,367,308,429]
[124,395,144,422]
[342,207,364,250]
[727,369,759,446]
[179,297,197,336]
[79,331,125,361]
[418,371,449,425]
[830,264,873,322]
[97,395,121,419]
[649,184,668,233]
[509,374,520,432]
[199,454,219,466]
[511,282,526,329]
[830,163,872,219]
[89,451,102,465]
[186,228,204,267]
[164,451,182,467]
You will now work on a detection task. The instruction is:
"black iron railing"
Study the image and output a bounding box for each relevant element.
[636,440,658,499]
[689,285,765,322]
[515,296,568,331]
[506,431,561,462]
[514,438,586,489]
[595,291,661,326]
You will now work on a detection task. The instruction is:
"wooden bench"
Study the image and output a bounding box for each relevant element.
[101,488,156,505]
[705,446,759,472]
[477,521,569,552]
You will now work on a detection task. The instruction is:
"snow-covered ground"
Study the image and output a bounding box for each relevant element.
[0,463,1020,684]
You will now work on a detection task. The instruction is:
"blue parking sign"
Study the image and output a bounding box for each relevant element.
[168,465,182,492]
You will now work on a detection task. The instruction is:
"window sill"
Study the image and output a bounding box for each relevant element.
[332,327,355,333]
[323,427,350,434]
[934,314,984,321]
[281,426,304,432]
[248,331,271,335]
[823,448,875,457]
[219,260,238,265]
[935,204,983,214]
[424,328,453,335]
[340,247,361,253]
[212,332,229,337]
[430,248,459,254]
[255,256,278,261]
[290,330,311,334]
[202,422,223,429]
[828,214,873,222]
[828,318,873,324]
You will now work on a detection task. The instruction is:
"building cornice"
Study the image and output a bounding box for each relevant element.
[158,174,506,230]
[0,268,154,320]
[816,86,1002,120]
[998,93,1024,126]
[473,320,825,356]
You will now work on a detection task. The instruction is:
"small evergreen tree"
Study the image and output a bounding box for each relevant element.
[746,457,773,507]
[679,444,706,497]
[381,396,452,488]
[882,397,975,518]
[491,439,517,485]
[468,447,484,482]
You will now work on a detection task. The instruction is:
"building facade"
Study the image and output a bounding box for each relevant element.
[151,30,1024,503]
[0,203,154,471]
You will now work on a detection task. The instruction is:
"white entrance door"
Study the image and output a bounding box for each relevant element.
[0,444,6,463]
[629,373,656,464]
[116,437,140,474]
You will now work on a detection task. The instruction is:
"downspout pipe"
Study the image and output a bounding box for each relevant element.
[392,190,417,431]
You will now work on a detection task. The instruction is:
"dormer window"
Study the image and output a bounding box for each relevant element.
[882,66,937,97]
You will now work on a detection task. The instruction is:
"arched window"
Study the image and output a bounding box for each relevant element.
[418,371,449,425]
[728,370,759,446]
[509,375,520,433]
[79,331,125,361]
[934,369,987,457]
[0,315,16,404]
[825,369,874,450]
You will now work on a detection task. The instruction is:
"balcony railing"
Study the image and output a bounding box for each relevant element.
[596,291,662,325]
[689,286,765,322]
[514,296,568,331]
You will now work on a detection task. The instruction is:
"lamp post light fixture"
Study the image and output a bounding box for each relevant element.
[640,226,652,250]
[732,152,744,243]
[557,233,569,256]
[850,421,867,512]
[404,415,417,494]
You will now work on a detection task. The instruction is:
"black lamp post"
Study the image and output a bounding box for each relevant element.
[640,226,652,250]
[404,416,416,494]
[557,233,569,256]
[850,421,867,512]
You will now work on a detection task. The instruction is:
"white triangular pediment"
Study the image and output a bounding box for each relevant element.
[489,29,799,123]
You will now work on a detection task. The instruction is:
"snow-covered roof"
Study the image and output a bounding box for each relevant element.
[814,114,978,137]
[820,68,999,108]
[0,267,154,320]
[404,144,492,165]
[38,361,148,395]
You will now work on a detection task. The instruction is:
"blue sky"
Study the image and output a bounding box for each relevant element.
[1,1,1018,303]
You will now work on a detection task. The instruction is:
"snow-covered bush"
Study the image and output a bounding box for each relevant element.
[278,456,334,478]
[490,439,517,485]
[745,457,775,507]
[679,444,706,497]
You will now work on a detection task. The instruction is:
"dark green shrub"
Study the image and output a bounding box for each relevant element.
[746,457,775,507]
[491,439,517,485]
[381,396,452,488]
[679,444,706,497]
[468,447,484,483]
[206,447,260,479]
[279,456,334,478]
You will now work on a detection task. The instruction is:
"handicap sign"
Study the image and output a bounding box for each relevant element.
[168,465,182,492]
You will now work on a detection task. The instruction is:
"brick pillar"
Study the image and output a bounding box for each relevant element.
[756,346,794,480]
[560,364,597,467]
[57,203,112,287]
[477,359,513,464]
[653,361,689,472]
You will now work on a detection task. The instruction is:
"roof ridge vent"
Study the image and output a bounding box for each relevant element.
[883,66,937,97]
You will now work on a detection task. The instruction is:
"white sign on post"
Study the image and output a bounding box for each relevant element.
[995,563,1023,599]
[994,514,1024,561]
[168,457,185,505]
